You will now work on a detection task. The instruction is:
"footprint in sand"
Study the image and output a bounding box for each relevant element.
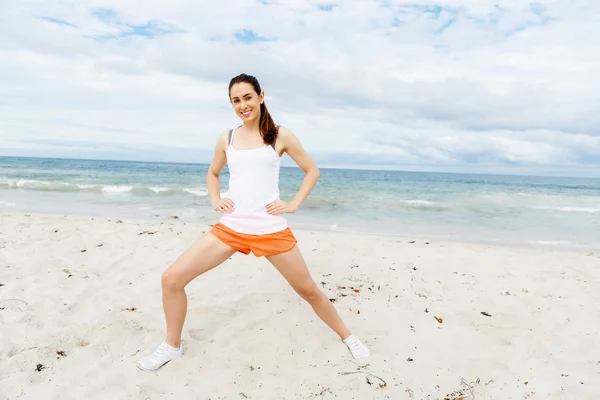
[1,299,29,312]
[188,329,207,342]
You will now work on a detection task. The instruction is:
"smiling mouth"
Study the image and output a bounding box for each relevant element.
[242,110,252,117]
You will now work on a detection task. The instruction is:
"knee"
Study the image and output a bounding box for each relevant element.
[161,270,183,291]
[296,283,322,303]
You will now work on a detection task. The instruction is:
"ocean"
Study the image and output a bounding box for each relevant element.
[1,156,599,252]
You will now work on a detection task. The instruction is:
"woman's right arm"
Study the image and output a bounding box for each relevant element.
[206,131,234,214]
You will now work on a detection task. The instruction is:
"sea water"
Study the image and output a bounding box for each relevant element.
[1,156,599,251]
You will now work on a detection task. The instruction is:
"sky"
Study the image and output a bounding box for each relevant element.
[1,0,599,177]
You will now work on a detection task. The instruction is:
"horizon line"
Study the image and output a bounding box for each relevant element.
[1,154,599,180]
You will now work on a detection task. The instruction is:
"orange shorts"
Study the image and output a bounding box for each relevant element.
[210,222,297,257]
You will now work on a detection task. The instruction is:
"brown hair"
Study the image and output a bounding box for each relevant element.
[228,73,278,146]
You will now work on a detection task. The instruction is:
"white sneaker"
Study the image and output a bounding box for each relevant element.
[343,335,370,359]
[137,341,182,371]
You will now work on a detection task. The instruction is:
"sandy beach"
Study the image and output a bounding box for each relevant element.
[1,212,599,399]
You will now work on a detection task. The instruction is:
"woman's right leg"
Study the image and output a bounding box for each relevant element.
[162,232,237,347]
[137,232,236,371]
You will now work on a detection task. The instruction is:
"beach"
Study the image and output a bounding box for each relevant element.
[1,212,599,399]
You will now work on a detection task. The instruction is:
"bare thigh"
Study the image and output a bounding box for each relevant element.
[163,232,237,288]
[265,245,318,295]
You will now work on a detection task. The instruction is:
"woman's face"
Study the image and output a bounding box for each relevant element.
[230,82,264,122]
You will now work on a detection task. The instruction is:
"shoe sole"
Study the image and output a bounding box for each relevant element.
[136,354,182,372]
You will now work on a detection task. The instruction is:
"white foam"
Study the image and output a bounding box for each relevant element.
[2,178,51,188]
[101,185,133,193]
[1,178,92,191]
[77,184,97,189]
[556,206,600,213]
[402,199,434,206]
[149,187,169,193]
[0,201,16,207]
[183,188,208,196]
[532,206,600,213]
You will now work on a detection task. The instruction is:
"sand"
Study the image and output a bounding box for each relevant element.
[1,212,599,399]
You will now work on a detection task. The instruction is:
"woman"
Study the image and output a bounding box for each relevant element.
[137,73,370,372]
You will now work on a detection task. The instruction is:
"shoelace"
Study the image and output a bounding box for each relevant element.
[347,338,363,353]
[148,343,170,364]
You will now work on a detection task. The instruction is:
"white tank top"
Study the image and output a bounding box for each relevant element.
[218,127,289,234]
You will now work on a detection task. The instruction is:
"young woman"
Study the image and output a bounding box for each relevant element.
[137,73,370,372]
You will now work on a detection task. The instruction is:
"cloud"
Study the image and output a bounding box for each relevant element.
[234,29,274,44]
[83,7,185,41]
[0,0,599,177]
[40,17,79,28]
[317,4,337,12]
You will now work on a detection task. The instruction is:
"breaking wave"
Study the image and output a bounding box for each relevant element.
[0,178,208,197]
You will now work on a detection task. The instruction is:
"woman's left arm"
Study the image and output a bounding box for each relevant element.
[266,127,320,215]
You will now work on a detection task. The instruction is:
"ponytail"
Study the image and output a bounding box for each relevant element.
[259,102,278,146]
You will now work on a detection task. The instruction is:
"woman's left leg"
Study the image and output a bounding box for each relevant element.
[266,245,370,358]
[265,245,351,339]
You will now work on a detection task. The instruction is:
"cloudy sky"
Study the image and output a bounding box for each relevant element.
[1,0,599,177]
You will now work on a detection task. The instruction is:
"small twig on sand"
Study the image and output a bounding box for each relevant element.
[339,371,387,388]
[346,359,371,370]
[129,350,140,357]
[0,298,29,305]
